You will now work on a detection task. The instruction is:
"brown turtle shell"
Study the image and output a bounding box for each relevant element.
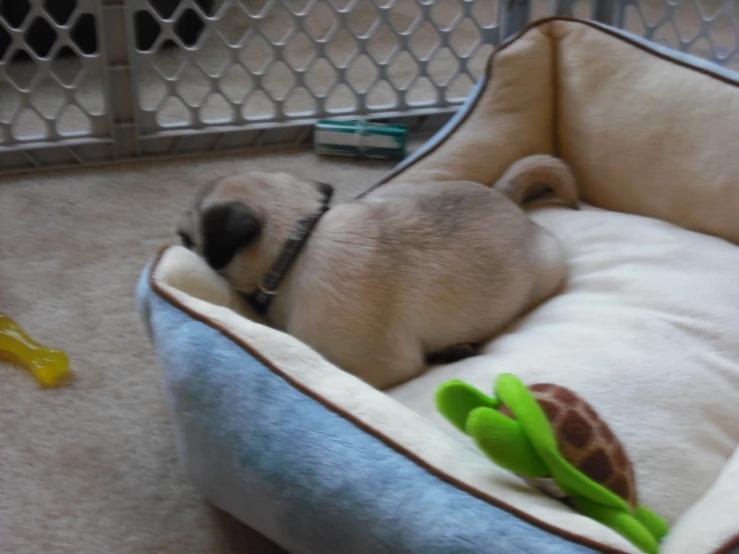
[499,383,638,508]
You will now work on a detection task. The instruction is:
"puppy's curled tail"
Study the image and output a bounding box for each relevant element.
[493,154,579,210]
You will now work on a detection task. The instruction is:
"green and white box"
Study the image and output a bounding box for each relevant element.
[313,120,408,160]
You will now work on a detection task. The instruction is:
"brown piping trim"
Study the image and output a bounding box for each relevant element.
[146,245,629,554]
[355,15,739,199]
[715,533,739,554]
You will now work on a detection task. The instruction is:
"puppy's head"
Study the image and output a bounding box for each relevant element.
[177,171,333,290]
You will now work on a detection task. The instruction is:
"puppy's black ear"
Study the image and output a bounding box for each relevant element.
[315,181,334,201]
[201,202,260,270]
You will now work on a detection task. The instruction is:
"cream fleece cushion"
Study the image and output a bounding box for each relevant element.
[152,197,739,554]
[390,202,739,529]
[552,20,739,244]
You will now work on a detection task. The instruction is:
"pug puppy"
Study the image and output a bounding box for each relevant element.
[177,154,578,389]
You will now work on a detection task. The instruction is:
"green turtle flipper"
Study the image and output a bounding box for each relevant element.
[465,406,549,478]
[494,373,559,454]
[435,379,501,433]
[634,505,669,543]
[572,497,660,554]
[493,374,630,512]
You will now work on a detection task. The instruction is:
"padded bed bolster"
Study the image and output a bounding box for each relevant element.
[662,446,739,553]
[552,20,739,245]
[374,23,556,188]
[374,18,739,246]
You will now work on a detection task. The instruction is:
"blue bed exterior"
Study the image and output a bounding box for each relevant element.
[137,260,602,554]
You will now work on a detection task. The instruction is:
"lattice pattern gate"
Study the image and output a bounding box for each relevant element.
[0,0,737,175]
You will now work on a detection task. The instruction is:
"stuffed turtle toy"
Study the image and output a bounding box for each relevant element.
[435,373,669,554]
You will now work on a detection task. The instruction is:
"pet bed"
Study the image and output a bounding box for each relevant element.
[137,17,739,554]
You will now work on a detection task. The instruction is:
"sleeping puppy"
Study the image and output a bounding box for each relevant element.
[177,155,579,389]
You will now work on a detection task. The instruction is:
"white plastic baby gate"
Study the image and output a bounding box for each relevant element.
[0,0,737,175]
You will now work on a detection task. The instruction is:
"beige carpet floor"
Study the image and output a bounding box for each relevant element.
[0,148,402,554]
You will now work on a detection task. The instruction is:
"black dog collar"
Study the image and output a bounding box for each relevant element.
[245,186,333,315]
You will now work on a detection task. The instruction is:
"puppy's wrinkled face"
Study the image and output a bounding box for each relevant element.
[177,171,332,290]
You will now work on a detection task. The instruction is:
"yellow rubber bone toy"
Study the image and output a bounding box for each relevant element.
[0,312,71,387]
